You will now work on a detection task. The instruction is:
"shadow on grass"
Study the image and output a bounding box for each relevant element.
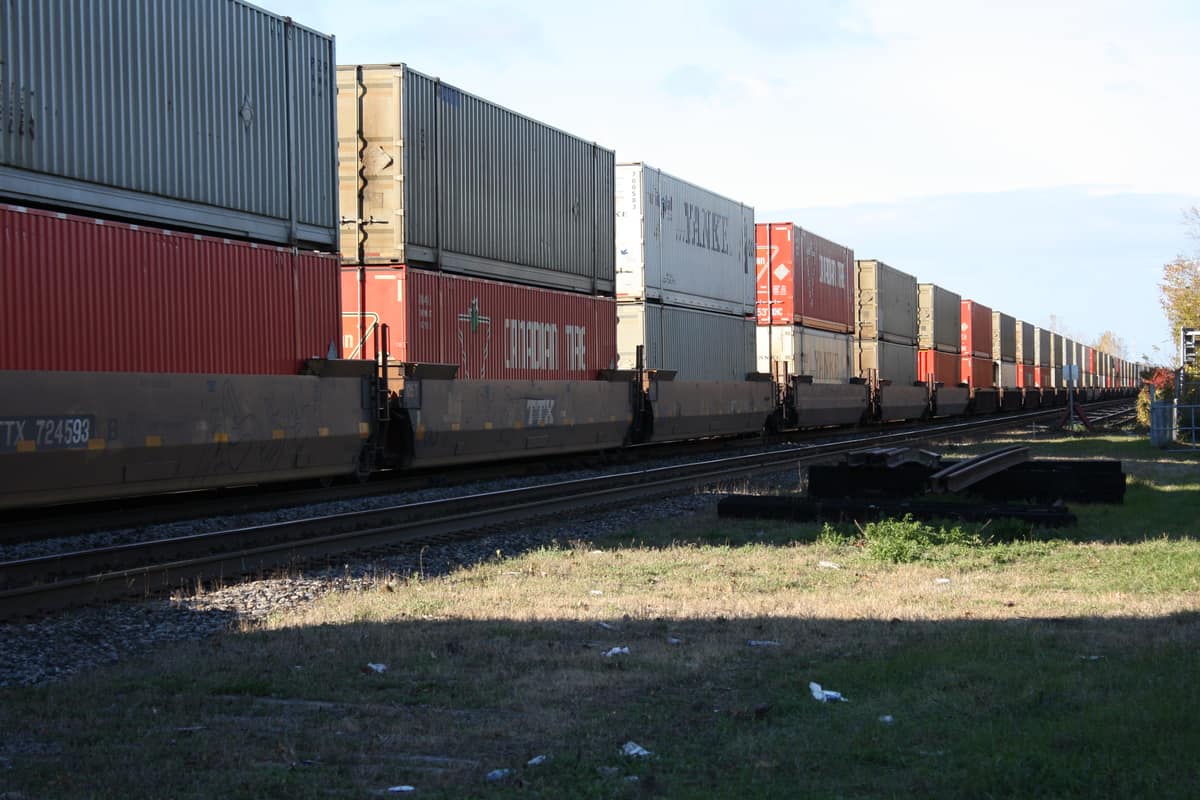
[2,609,1198,799]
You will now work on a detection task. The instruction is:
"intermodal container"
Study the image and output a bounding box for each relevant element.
[960,300,992,359]
[856,340,917,385]
[855,260,918,345]
[757,326,852,383]
[755,223,854,332]
[614,164,754,315]
[918,349,961,385]
[960,355,994,389]
[998,361,1017,388]
[1039,366,1052,388]
[341,266,616,380]
[338,65,615,295]
[1016,364,1036,388]
[992,312,1016,362]
[617,304,755,382]
[918,283,961,353]
[1,204,339,374]
[1035,327,1052,367]
[1015,321,1036,365]
[1,0,337,250]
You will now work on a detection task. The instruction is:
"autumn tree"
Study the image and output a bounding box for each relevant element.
[1159,207,1200,362]
[1092,330,1128,358]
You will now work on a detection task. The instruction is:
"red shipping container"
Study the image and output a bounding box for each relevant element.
[918,349,961,385]
[755,223,853,332]
[342,266,617,380]
[1,204,339,374]
[1038,366,1052,388]
[959,300,992,358]
[960,355,994,389]
[1016,364,1036,388]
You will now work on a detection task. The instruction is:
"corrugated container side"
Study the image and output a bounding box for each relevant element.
[960,355,994,389]
[855,260,918,344]
[1052,333,1064,369]
[1016,364,1036,388]
[757,326,852,383]
[1,0,338,249]
[338,64,615,295]
[614,164,754,315]
[992,311,1016,362]
[1038,366,1052,388]
[755,223,854,332]
[1,204,339,374]
[918,283,961,352]
[856,340,917,385]
[960,300,992,358]
[617,304,755,382]
[1015,321,1035,365]
[996,361,1018,388]
[1035,327,1051,367]
[918,349,961,385]
[341,265,616,380]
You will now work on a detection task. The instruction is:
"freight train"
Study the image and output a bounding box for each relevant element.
[0,0,1139,511]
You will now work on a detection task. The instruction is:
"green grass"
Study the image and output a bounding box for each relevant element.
[2,431,1199,798]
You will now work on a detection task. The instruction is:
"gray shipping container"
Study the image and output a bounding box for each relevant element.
[1052,333,1064,369]
[1015,321,1036,365]
[856,339,918,385]
[917,283,961,353]
[0,0,338,249]
[757,326,853,383]
[997,361,1017,389]
[856,260,918,344]
[992,311,1016,362]
[339,64,615,294]
[617,303,754,382]
[615,163,754,315]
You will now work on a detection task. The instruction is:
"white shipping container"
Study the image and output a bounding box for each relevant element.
[614,163,755,315]
[617,303,755,382]
[1,0,338,249]
[757,326,852,384]
[856,339,917,385]
[998,361,1017,388]
[339,64,615,294]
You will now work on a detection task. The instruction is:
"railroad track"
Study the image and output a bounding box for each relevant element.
[0,401,1132,619]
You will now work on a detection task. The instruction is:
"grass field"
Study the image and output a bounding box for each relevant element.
[2,432,1198,798]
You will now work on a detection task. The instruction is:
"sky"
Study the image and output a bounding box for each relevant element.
[285,0,1199,364]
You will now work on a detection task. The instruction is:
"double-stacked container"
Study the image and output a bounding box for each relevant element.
[756,223,855,382]
[0,0,370,508]
[917,284,962,386]
[854,260,919,385]
[960,301,993,388]
[1051,333,1065,387]
[1015,321,1037,389]
[1035,327,1053,389]
[338,63,620,379]
[615,164,756,381]
[992,311,1017,388]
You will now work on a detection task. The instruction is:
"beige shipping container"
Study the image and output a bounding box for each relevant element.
[618,303,754,382]
[1015,321,1036,365]
[339,64,615,294]
[856,339,918,385]
[917,283,961,353]
[992,311,1016,362]
[855,260,918,344]
[757,326,852,383]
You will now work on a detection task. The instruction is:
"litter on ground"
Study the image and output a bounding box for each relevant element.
[810,681,849,703]
[622,741,653,758]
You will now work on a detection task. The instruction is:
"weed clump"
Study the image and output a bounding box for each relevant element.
[821,515,984,563]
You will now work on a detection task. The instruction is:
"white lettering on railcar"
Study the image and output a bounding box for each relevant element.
[504,319,558,372]
[818,255,846,289]
[526,399,555,427]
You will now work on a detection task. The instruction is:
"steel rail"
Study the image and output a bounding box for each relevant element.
[0,400,1132,619]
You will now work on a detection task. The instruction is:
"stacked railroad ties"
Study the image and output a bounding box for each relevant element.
[0,1,372,505]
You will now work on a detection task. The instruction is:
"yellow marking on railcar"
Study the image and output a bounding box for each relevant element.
[87,438,106,451]
[16,440,35,453]
[484,422,493,430]
[213,432,229,443]
[450,423,461,432]
[318,426,330,437]
[144,435,162,447]
[415,425,426,441]
[513,421,524,430]
[358,422,371,439]
[272,429,285,440]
